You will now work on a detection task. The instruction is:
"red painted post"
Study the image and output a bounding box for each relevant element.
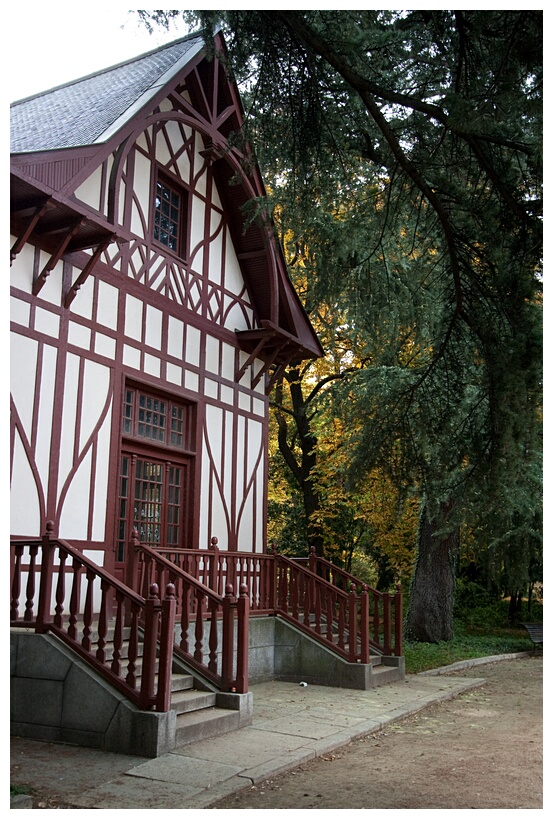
[140,583,161,709]
[235,583,250,693]
[36,521,55,633]
[269,542,278,612]
[209,537,219,593]
[221,583,235,691]
[10,543,23,622]
[156,583,177,712]
[359,585,370,664]
[348,585,358,661]
[309,545,316,575]
[394,584,404,656]
[383,591,391,655]
[126,528,141,594]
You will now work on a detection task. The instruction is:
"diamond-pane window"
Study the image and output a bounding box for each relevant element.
[153,175,187,256]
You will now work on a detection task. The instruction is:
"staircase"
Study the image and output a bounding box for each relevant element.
[107,622,245,747]
[168,670,242,745]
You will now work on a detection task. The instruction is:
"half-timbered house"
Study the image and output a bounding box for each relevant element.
[10,32,404,757]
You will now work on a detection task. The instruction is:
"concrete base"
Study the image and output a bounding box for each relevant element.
[11,630,178,758]
[243,615,404,689]
[11,618,404,758]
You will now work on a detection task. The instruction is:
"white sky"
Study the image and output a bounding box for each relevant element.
[8,8,187,102]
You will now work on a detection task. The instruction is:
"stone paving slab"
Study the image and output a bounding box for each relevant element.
[12,668,492,809]
[125,753,244,787]
[179,726,309,766]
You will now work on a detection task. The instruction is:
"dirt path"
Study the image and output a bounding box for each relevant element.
[212,656,543,810]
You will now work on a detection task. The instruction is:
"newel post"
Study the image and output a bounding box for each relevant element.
[221,583,235,691]
[36,521,55,633]
[126,528,141,593]
[156,583,177,712]
[383,591,392,655]
[394,583,404,656]
[209,537,219,593]
[348,584,358,662]
[140,583,161,709]
[235,583,249,693]
[359,584,370,664]
[269,541,278,611]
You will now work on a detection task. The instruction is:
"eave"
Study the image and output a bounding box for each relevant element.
[10,169,126,301]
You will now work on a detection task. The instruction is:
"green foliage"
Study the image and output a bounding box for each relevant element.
[403,627,533,674]
[139,10,542,632]
[10,785,32,797]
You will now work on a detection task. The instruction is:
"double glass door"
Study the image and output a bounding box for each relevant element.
[117,453,186,562]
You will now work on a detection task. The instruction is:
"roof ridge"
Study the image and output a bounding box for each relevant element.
[10,30,203,107]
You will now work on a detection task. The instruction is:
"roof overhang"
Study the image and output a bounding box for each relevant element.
[10,170,125,300]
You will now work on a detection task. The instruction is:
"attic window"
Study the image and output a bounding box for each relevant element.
[153,173,187,257]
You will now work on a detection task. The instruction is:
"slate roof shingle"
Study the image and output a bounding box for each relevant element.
[10,34,203,154]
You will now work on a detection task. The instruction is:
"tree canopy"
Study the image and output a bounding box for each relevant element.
[138,11,542,638]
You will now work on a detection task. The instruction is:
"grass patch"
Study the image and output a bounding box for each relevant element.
[404,623,534,674]
[10,784,33,797]
[402,590,542,674]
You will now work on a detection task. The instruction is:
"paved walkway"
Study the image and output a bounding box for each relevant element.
[11,656,527,810]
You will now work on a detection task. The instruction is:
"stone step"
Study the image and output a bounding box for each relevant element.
[171,689,217,715]
[370,663,404,687]
[175,706,242,746]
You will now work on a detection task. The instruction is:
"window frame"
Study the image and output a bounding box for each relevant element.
[116,384,197,562]
[151,168,189,260]
[121,385,196,455]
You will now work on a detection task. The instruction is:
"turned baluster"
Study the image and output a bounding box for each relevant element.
[194,588,205,663]
[348,585,358,662]
[382,591,391,655]
[95,579,110,663]
[36,521,55,633]
[207,597,219,674]
[25,543,38,623]
[54,550,67,628]
[81,568,95,653]
[110,590,125,676]
[126,602,140,690]
[140,583,161,709]
[337,596,346,651]
[156,583,176,712]
[11,543,23,622]
[68,556,82,641]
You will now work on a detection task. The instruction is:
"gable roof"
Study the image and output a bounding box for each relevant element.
[11,34,204,153]
[10,31,324,373]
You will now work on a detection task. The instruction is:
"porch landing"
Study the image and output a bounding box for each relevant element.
[11,665,494,809]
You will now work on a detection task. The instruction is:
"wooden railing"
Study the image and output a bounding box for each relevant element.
[126,532,249,693]
[10,522,176,711]
[10,525,401,715]
[301,548,403,656]
[151,539,275,613]
[152,541,403,659]
[274,553,371,662]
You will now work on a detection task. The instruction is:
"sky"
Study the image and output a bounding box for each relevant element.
[8,8,187,102]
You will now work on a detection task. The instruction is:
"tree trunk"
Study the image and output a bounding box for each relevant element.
[405,503,459,642]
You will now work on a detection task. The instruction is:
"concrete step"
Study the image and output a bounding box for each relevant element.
[171,689,217,715]
[175,706,242,746]
[370,663,404,687]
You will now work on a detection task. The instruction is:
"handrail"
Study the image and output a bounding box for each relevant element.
[152,542,403,658]
[150,540,275,613]
[126,531,249,693]
[302,548,403,656]
[274,553,370,663]
[10,522,176,711]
